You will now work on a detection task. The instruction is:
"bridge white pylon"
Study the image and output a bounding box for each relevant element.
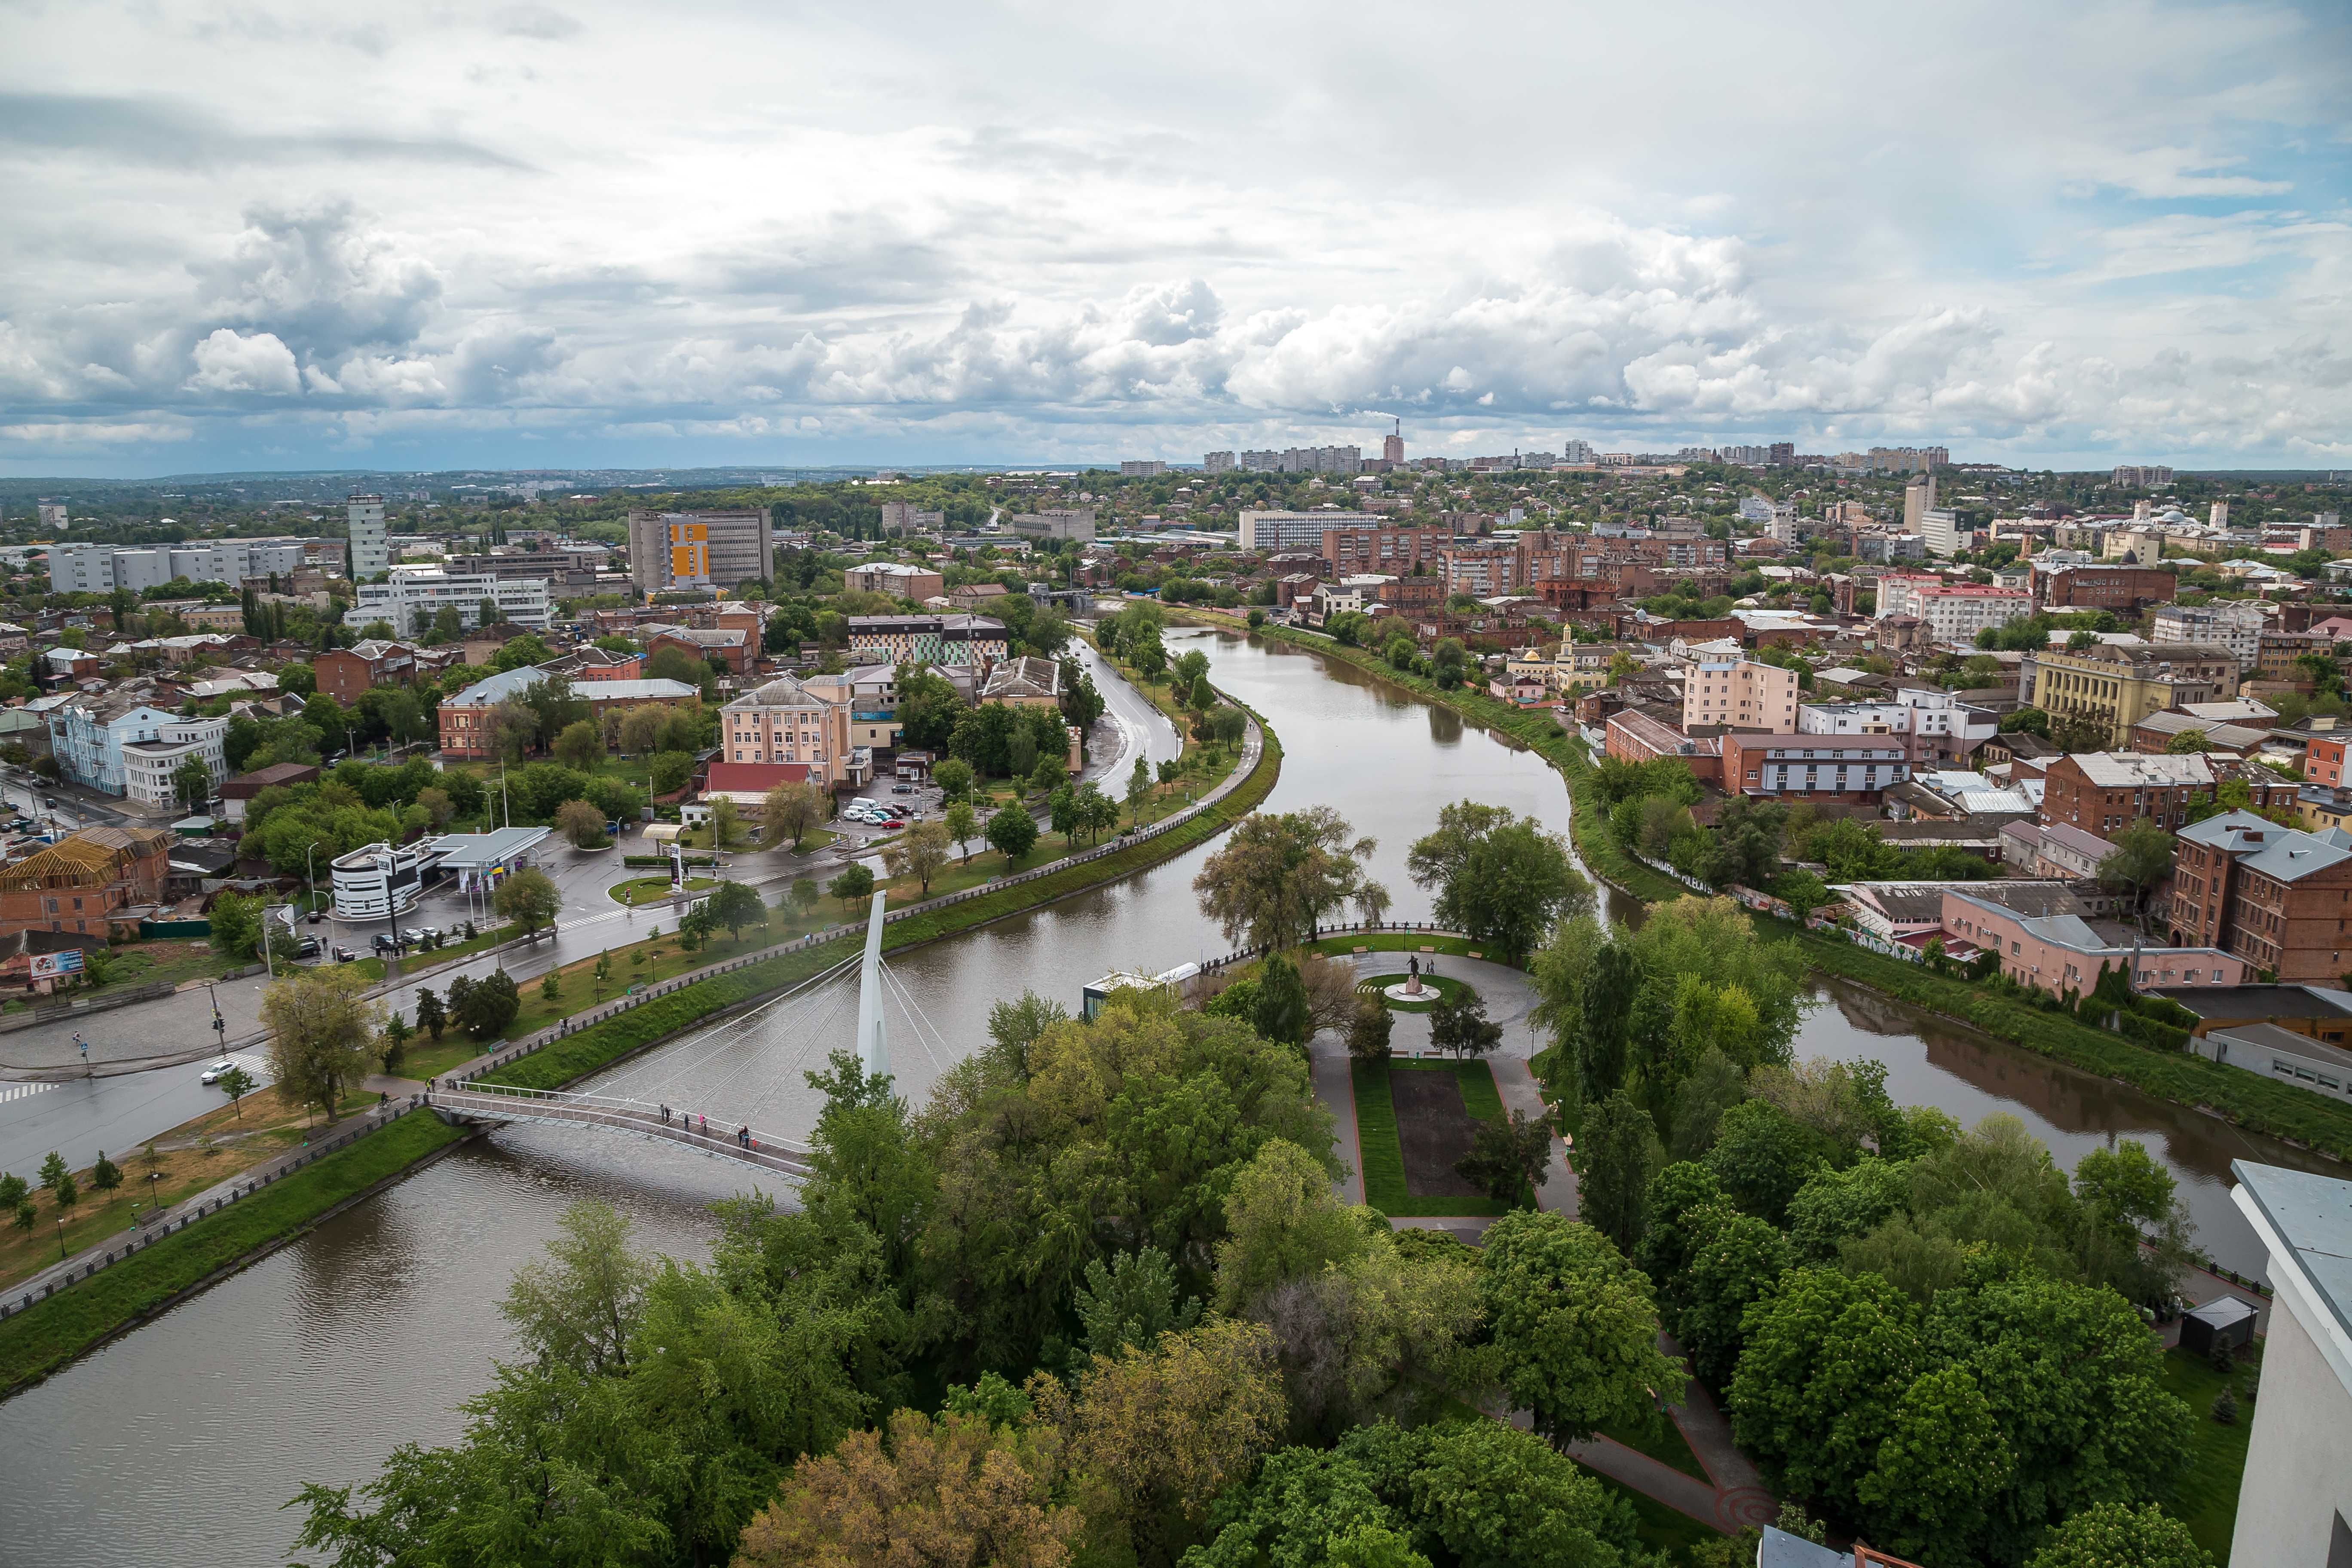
[854,888,889,1079]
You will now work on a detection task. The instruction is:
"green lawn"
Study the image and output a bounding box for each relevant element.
[609,875,716,906]
[1353,1058,1520,1218]
[1596,1408,1712,1482]
[2159,1344,2259,1562]
[1307,931,1503,964]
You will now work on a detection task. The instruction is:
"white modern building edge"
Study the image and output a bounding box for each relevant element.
[2227,1160,2352,1565]
[344,567,553,635]
[330,841,430,921]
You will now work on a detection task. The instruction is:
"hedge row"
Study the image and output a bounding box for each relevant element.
[0,1111,466,1393]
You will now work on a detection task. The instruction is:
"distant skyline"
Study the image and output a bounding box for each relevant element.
[3,1,2347,479]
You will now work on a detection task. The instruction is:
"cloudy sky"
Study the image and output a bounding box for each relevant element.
[2,0,2347,477]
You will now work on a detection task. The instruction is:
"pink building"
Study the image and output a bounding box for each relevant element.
[1681,659,1798,733]
[1941,886,2245,995]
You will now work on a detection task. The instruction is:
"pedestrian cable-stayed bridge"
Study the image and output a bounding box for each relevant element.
[424,892,958,1181]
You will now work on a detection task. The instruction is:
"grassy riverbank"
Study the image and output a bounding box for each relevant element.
[0,1111,465,1393]
[0,690,1282,1394]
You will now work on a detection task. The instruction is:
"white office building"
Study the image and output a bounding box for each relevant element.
[119,717,228,810]
[348,493,390,579]
[330,841,429,922]
[1237,509,1385,552]
[1007,509,1097,542]
[1798,689,1998,761]
[345,567,552,635]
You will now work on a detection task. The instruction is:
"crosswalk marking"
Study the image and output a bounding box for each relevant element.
[0,1081,55,1106]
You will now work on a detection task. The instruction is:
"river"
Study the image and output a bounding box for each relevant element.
[0,626,2336,1567]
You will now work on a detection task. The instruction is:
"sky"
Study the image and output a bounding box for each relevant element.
[1,0,2347,479]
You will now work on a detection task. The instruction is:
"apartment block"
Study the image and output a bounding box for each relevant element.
[2153,602,2269,671]
[1203,451,1235,474]
[347,493,390,579]
[1720,732,1909,801]
[876,501,945,536]
[1237,509,1384,552]
[1681,659,1798,733]
[313,640,419,705]
[1319,525,1449,576]
[1876,579,2032,642]
[845,613,1008,667]
[625,508,775,594]
[843,562,946,601]
[1797,689,1998,762]
[721,673,866,790]
[2170,811,2352,983]
[2027,641,2239,747]
[50,540,309,594]
[1943,885,2242,996]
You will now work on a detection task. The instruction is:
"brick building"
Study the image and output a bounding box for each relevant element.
[312,639,418,704]
[1319,525,1449,576]
[2041,751,2297,838]
[0,825,172,938]
[2032,563,2179,612]
[2170,811,2352,983]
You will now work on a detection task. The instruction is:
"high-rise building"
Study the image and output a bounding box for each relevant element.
[1903,474,1938,536]
[1561,439,1596,464]
[1382,420,1404,466]
[1204,451,1236,474]
[49,540,307,594]
[347,493,389,580]
[877,500,944,535]
[1237,509,1384,552]
[2112,464,2174,487]
[1119,460,1167,477]
[345,567,552,635]
[625,508,775,595]
[1239,450,1281,472]
[36,504,67,532]
[2210,500,2231,528]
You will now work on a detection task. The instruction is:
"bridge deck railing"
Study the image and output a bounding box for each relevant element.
[429,1085,812,1177]
[431,1079,813,1157]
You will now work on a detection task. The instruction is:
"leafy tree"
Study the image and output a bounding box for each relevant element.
[1476,1210,1685,1446]
[551,719,603,772]
[208,891,262,961]
[883,819,953,894]
[1427,985,1502,1060]
[499,1199,652,1375]
[1704,1098,1831,1227]
[1455,1107,1553,1203]
[1574,1092,1657,1255]
[1406,801,1592,963]
[759,780,829,851]
[1253,953,1311,1047]
[413,986,447,1041]
[1127,754,1153,824]
[1076,1246,1203,1359]
[1672,1203,1791,1385]
[704,879,769,943]
[262,967,384,1124]
[382,1011,413,1073]
[173,753,215,811]
[943,800,980,864]
[649,749,695,795]
[829,862,876,910]
[453,970,521,1038]
[1728,1266,1923,1520]
[1785,1156,1909,1264]
[932,757,973,800]
[554,797,606,849]
[214,1063,256,1117]
[734,1405,1078,1568]
[493,866,561,942]
[986,802,1039,864]
[1346,997,1393,1060]
[2025,1503,2212,1568]
[2098,818,2176,930]
[787,878,820,920]
[1194,807,1377,949]
[89,1149,122,1200]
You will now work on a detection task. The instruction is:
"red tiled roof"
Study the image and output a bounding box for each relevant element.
[704,762,815,793]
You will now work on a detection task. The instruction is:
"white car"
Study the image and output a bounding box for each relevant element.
[199,1059,236,1084]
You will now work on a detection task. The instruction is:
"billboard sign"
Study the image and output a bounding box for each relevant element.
[29,949,85,980]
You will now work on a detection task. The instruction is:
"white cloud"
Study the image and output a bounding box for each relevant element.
[183,329,301,395]
[0,0,2345,469]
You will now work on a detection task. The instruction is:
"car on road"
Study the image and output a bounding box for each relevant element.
[199,1059,236,1084]
[306,908,323,925]
[296,937,322,959]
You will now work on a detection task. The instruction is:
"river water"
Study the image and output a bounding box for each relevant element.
[0,627,2336,1568]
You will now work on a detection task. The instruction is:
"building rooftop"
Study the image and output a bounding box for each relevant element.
[423,826,551,870]
[2156,983,2352,1023]
[2179,810,2352,882]
[2232,1161,2352,1369]
[2063,751,2217,788]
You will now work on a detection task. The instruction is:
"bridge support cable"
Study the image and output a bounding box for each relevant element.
[596,953,860,1102]
[876,961,953,1078]
[677,980,862,1127]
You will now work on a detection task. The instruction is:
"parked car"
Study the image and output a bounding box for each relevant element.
[306,909,324,925]
[296,937,322,959]
[891,782,913,795]
[373,933,398,953]
[333,946,357,963]
[401,928,426,945]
